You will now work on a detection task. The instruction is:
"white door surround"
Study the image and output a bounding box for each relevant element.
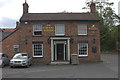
[50,37,70,63]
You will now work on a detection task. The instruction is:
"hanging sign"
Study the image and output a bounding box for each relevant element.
[88,24,99,30]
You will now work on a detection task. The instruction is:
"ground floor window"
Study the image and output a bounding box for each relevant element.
[78,43,88,57]
[13,45,19,52]
[33,42,43,57]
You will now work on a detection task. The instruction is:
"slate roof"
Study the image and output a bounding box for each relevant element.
[0,29,16,42]
[20,13,100,22]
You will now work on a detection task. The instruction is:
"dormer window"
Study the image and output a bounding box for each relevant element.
[55,24,65,36]
[33,24,42,36]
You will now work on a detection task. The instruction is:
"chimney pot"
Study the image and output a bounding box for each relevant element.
[23,2,29,14]
[16,22,19,28]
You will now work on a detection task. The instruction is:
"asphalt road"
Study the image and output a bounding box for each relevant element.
[1,53,118,78]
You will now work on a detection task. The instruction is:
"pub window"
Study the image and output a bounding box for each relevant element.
[13,45,19,52]
[33,42,43,57]
[55,24,65,35]
[78,23,87,35]
[78,43,88,57]
[33,24,42,36]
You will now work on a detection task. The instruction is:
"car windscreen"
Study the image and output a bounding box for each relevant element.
[13,54,27,59]
[22,54,27,56]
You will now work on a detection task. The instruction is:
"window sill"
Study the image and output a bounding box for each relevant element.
[77,34,88,36]
[55,34,65,36]
[78,55,88,57]
[32,35,43,37]
[33,56,43,58]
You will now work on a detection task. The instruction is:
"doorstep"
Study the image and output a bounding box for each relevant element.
[51,61,70,65]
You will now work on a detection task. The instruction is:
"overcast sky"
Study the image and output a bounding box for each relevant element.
[0,0,119,29]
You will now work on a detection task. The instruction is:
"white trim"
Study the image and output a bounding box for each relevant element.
[55,34,65,36]
[51,39,54,61]
[32,43,43,57]
[78,34,87,36]
[54,41,66,44]
[67,39,70,61]
[50,38,70,62]
[33,56,43,57]
[78,43,88,57]
[50,37,70,40]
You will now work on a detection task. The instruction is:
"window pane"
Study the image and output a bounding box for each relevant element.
[33,24,42,31]
[34,31,42,35]
[33,43,43,57]
[78,24,87,35]
[78,43,88,56]
[33,24,42,36]
[13,45,19,52]
[55,24,65,35]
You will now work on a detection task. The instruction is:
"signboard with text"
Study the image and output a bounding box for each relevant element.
[88,24,99,30]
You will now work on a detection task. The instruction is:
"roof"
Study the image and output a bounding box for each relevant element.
[0,29,17,42]
[2,29,16,32]
[20,13,100,22]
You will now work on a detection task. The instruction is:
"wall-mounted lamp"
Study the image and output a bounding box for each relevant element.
[71,38,74,44]
[47,38,50,44]
[93,37,97,44]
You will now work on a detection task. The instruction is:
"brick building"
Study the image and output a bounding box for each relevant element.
[2,1,101,64]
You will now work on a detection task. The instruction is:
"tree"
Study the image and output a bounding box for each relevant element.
[83,0,119,51]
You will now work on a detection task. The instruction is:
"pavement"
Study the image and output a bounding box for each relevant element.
[1,53,118,78]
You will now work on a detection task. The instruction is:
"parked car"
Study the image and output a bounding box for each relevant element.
[0,53,10,68]
[10,53,32,68]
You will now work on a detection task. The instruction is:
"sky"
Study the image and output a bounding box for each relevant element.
[0,0,119,29]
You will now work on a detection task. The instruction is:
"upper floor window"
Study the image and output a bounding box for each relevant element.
[78,23,87,35]
[33,24,42,36]
[55,24,65,36]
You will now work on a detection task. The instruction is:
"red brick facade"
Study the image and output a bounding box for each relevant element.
[2,1,101,64]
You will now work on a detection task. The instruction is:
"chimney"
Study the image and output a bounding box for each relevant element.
[16,22,19,28]
[23,0,29,14]
[90,2,96,13]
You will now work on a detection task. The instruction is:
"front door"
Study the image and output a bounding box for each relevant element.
[57,44,64,61]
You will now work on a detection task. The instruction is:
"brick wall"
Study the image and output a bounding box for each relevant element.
[2,21,101,64]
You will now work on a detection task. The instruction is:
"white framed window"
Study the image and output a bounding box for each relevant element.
[55,24,65,35]
[13,45,19,52]
[78,23,87,35]
[33,24,42,36]
[33,42,43,57]
[78,43,88,57]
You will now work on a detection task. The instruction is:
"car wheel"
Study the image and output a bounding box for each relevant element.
[26,62,30,68]
[26,64,29,68]
[29,63,32,66]
[10,66,13,68]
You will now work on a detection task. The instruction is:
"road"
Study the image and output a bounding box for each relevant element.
[1,53,118,78]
